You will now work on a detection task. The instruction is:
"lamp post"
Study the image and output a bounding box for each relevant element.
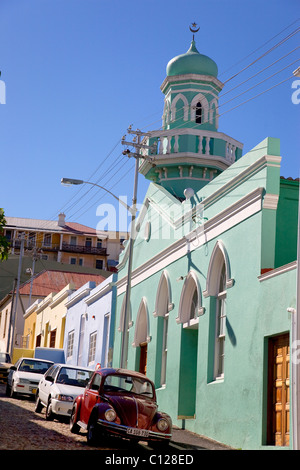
[61,178,136,215]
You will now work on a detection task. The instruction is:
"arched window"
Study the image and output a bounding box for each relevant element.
[214,262,226,379]
[195,101,202,124]
[177,271,204,327]
[154,271,173,387]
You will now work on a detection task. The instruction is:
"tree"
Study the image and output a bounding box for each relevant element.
[0,208,10,261]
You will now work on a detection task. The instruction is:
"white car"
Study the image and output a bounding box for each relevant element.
[6,357,54,398]
[35,363,93,420]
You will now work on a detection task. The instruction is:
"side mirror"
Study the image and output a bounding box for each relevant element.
[10,366,17,371]
[45,375,54,383]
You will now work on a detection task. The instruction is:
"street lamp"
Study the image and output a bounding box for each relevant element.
[60,178,136,215]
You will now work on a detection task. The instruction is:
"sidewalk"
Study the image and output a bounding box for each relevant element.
[171,426,234,450]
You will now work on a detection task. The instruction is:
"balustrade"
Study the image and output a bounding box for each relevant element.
[149,130,239,163]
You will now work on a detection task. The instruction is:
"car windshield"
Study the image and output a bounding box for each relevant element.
[103,374,154,398]
[0,353,11,363]
[56,367,92,387]
[19,359,52,374]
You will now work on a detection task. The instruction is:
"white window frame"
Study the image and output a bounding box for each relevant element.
[88,331,97,365]
[67,330,75,359]
[160,313,169,387]
[214,265,227,380]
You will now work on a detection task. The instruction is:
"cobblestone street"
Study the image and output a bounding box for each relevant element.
[0,383,231,452]
[0,383,130,450]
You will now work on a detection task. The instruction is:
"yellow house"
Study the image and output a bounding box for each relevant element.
[32,283,75,351]
[23,299,41,350]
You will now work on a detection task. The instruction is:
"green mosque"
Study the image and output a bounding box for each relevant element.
[113,30,299,450]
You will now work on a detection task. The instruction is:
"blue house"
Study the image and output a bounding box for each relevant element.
[63,274,117,369]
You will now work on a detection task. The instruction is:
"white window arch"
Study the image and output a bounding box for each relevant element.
[210,98,219,128]
[163,99,171,127]
[118,295,133,332]
[153,270,174,317]
[204,240,234,297]
[203,240,234,380]
[132,298,151,347]
[171,93,189,122]
[177,271,205,327]
[153,271,173,387]
[191,93,209,124]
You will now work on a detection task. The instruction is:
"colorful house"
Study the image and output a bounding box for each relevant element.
[63,273,117,370]
[112,35,299,450]
[0,269,105,360]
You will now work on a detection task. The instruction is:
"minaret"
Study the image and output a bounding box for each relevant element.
[139,24,243,199]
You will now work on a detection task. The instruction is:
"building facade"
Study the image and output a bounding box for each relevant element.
[0,270,105,359]
[63,274,117,370]
[4,213,128,271]
[112,36,299,450]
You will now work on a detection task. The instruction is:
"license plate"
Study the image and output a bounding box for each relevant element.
[30,387,37,394]
[126,428,149,437]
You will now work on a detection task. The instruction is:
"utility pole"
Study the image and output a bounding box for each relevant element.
[28,246,39,307]
[119,126,156,369]
[9,232,25,358]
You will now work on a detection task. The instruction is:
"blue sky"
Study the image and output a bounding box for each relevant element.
[0,0,299,232]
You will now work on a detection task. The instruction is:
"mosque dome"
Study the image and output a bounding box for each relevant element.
[166,40,218,78]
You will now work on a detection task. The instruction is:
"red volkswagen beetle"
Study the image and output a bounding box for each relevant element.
[69,368,172,446]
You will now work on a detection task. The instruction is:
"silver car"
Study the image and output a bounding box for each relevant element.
[6,357,53,398]
[35,363,93,420]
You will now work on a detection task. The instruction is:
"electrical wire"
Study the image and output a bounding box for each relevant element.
[7,23,299,244]
[218,18,300,77]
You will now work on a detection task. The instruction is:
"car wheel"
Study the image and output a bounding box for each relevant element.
[35,393,43,413]
[69,404,80,434]
[87,418,99,446]
[46,398,55,421]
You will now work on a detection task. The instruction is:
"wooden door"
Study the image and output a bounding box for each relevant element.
[268,334,290,446]
[139,342,148,375]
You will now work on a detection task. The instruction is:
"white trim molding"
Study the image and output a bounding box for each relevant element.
[263,193,279,210]
[203,240,234,298]
[258,261,297,282]
[177,270,205,325]
[132,297,151,347]
[153,270,174,317]
[117,187,263,296]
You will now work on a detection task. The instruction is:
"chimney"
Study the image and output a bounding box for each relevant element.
[58,213,66,227]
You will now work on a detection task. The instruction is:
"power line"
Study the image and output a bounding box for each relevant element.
[223,26,300,84]
[218,17,300,77]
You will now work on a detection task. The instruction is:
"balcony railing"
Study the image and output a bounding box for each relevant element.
[61,243,107,255]
[10,239,107,256]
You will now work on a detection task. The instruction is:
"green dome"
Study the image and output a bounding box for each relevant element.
[166,40,218,78]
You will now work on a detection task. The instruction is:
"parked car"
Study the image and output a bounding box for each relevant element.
[35,363,93,420]
[69,368,172,446]
[6,357,53,398]
[0,352,13,383]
